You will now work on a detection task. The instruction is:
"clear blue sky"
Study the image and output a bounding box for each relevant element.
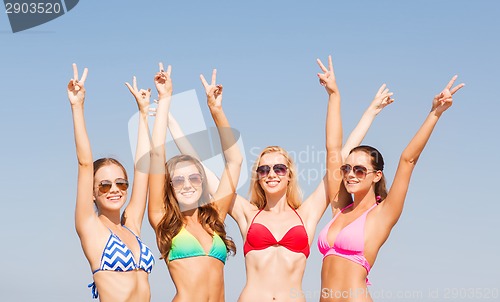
[1,1,499,301]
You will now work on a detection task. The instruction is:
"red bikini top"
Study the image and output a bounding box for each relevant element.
[243,207,310,258]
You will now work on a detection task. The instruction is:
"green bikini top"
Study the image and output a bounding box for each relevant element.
[168,227,227,263]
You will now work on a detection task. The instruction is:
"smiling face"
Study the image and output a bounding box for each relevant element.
[257,152,290,195]
[93,164,128,213]
[343,151,382,196]
[170,161,204,212]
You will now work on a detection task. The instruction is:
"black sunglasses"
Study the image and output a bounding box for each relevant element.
[256,164,288,178]
[98,178,129,193]
[340,164,377,179]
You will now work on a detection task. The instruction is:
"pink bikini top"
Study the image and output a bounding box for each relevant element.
[317,203,378,285]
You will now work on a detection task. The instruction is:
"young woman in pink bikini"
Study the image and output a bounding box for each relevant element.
[168,56,394,301]
[318,75,464,301]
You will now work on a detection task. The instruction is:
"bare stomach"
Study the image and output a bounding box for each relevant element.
[239,248,307,302]
[168,257,225,302]
[92,270,150,302]
[320,256,372,302]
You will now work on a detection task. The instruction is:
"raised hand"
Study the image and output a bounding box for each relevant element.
[125,76,151,113]
[154,62,172,100]
[317,55,339,97]
[67,63,88,106]
[432,75,465,115]
[369,83,394,115]
[200,69,223,110]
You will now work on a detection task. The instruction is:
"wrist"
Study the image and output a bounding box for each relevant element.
[328,93,340,102]
[158,94,172,102]
[209,106,223,115]
[70,103,84,110]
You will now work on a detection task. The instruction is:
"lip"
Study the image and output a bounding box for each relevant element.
[180,191,196,197]
[345,179,359,185]
[107,195,122,201]
[265,179,280,187]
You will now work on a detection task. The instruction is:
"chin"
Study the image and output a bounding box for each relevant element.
[178,199,201,212]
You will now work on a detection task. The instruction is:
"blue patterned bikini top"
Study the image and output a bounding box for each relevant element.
[88,226,155,298]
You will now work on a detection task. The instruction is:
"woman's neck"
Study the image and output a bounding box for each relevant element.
[98,212,122,229]
[182,207,200,225]
[352,191,377,210]
[264,192,289,212]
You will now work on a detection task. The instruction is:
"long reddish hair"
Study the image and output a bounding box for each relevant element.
[155,155,236,260]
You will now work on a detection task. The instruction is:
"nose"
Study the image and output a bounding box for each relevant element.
[109,182,120,193]
[181,178,192,189]
[267,167,278,178]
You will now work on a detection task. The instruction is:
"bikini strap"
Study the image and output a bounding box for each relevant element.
[250,209,264,224]
[365,203,378,214]
[123,225,140,239]
[340,203,354,212]
[290,206,305,226]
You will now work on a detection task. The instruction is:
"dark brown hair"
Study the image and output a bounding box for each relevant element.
[349,146,387,202]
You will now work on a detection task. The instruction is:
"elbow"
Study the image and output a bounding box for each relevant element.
[400,151,419,166]
[229,155,244,167]
[78,160,93,168]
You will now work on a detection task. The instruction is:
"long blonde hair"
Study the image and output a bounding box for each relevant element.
[155,154,236,260]
[249,146,302,210]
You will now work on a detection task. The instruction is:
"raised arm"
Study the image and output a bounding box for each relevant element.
[148,63,173,229]
[122,77,152,234]
[167,113,221,197]
[200,69,243,221]
[168,110,253,231]
[342,84,394,161]
[301,55,343,228]
[379,75,464,227]
[68,64,96,235]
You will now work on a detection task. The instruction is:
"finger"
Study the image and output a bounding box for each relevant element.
[80,68,88,83]
[445,75,458,90]
[377,84,387,95]
[316,58,328,73]
[450,83,465,95]
[211,69,217,85]
[159,62,164,72]
[200,74,208,88]
[166,65,172,77]
[124,82,134,93]
[317,73,328,82]
[208,86,217,96]
[328,55,334,73]
[72,63,79,81]
[67,80,74,90]
[216,84,223,94]
[133,76,138,91]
